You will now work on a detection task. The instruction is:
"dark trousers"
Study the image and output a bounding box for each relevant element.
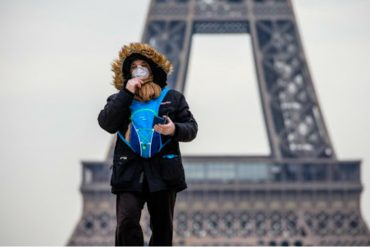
[115,175,177,246]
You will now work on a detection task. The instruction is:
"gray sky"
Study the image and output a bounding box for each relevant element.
[0,0,369,245]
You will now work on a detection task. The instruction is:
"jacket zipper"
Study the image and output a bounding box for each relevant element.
[139,171,144,183]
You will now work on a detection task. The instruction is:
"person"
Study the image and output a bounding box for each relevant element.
[97,42,198,246]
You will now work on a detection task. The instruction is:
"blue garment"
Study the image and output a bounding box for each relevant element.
[117,87,171,158]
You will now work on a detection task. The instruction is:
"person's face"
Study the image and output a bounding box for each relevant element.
[130,59,152,78]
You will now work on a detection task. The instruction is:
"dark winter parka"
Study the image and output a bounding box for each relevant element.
[97,43,198,194]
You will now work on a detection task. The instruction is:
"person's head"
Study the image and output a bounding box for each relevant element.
[126,56,162,101]
[111,42,173,91]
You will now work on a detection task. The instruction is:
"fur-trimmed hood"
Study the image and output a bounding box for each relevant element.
[111,42,173,90]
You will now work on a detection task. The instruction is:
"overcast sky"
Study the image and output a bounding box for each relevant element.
[0,0,369,245]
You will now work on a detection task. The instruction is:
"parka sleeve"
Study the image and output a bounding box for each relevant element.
[97,88,134,134]
[172,93,198,142]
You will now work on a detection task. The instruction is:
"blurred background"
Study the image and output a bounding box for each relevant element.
[0,0,369,245]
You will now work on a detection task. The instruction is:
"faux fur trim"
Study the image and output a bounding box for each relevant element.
[111,42,173,90]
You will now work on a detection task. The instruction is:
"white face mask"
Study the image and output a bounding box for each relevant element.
[132,65,150,79]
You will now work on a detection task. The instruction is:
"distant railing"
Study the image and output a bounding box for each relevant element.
[183,157,361,184]
[81,161,111,186]
[80,158,361,187]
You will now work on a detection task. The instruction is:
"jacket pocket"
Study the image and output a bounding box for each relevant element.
[110,155,136,187]
[159,154,185,186]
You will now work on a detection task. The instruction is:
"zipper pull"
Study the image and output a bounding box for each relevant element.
[163,154,178,159]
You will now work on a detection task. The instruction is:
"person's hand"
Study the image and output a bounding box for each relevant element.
[154,116,175,136]
[125,77,143,94]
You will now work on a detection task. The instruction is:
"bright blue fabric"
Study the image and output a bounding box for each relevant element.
[117,87,171,158]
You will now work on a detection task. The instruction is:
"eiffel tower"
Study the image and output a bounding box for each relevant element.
[67,0,370,246]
